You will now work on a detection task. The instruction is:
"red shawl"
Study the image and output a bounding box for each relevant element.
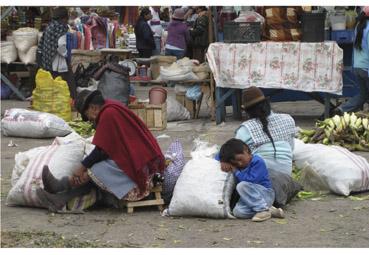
[92,100,165,192]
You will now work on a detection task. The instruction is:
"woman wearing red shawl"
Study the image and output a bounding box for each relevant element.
[37,90,165,212]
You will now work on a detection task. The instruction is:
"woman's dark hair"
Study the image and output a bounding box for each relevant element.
[245,99,276,157]
[52,7,69,20]
[89,93,105,106]
[219,138,251,163]
[140,7,151,17]
[354,12,369,50]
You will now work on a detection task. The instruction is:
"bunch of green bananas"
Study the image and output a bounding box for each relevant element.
[298,111,369,152]
[67,119,95,138]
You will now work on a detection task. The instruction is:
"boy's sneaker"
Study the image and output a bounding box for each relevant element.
[269,206,285,218]
[251,211,271,222]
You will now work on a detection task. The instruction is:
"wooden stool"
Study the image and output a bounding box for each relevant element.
[124,185,165,214]
[175,92,204,119]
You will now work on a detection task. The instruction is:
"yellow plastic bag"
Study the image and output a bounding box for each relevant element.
[33,69,72,121]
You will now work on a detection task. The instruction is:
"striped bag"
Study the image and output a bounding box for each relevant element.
[6,138,95,211]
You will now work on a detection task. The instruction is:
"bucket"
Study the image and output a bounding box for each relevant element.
[149,87,167,105]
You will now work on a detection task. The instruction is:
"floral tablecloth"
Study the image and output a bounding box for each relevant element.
[206,42,344,95]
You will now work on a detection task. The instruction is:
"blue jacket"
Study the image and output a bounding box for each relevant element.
[234,155,272,189]
[215,153,272,189]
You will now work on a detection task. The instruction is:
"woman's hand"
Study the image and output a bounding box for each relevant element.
[71,164,88,186]
[220,162,234,173]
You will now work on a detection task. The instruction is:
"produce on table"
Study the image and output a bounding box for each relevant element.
[67,119,95,137]
[297,112,369,152]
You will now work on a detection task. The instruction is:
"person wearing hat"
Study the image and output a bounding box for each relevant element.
[135,7,156,58]
[164,8,191,59]
[36,7,76,99]
[221,86,296,176]
[38,90,166,211]
[332,7,369,115]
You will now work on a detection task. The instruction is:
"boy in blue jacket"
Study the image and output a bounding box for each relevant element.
[218,138,284,222]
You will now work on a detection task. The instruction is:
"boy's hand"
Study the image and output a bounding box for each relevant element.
[221,162,234,173]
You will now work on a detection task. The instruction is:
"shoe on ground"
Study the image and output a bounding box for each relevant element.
[252,210,272,222]
[269,206,285,218]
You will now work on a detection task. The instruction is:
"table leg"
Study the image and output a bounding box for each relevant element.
[215,87,225,124]
[232,89,242,120]
[210,75,216,121]
[324,93,331,119]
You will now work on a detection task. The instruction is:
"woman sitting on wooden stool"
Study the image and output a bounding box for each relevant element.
[37,90,166,212]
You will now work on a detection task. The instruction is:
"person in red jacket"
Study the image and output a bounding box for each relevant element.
[37,90,165,212]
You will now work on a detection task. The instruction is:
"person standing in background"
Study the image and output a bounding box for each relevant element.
[135,7,155,58]
[334,7,369,115]
[159,7,170,22]
[149,6,163,56]
[36,7,76,99]
[190,6,209,63]
[165,8,190,59]
[184,6,198,27]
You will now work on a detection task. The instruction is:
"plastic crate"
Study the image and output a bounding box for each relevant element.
[340,44,353,67]
[223,21,261,43]
[301,12,326,42]
[331,30,354,44]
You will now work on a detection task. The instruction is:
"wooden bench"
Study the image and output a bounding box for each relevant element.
[124,185,165,214]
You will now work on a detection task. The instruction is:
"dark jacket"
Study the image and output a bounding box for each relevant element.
[166,20,190,50]
[190,14,209,48]
[135,17,156,50]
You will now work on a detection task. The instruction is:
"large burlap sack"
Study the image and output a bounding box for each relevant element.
[194,71,209,80]
[192,62,211,73]
[150,55,177,80]
[32,69,72,121]
[11,146,48,186]
[166,97,191,122]
[1,108,72,138]
[1,41,18,64]
[18,45,37,64]
[168,140,236,218]
[12,27,38,52]
[160,63,193,77]
[293,139,369,196]
[6,135,88,209]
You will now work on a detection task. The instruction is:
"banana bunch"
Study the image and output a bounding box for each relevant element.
[298,111,369,151]
[67,119,95,137]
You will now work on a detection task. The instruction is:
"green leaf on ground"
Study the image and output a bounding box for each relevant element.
[348,195,369,201]
[247,240,264,244]
[273,219,288,224]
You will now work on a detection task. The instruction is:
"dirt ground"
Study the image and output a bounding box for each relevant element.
[1,88,369,248]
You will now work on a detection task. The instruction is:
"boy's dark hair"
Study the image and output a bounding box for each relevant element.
[219,138,251,163]
[89,93,105,106]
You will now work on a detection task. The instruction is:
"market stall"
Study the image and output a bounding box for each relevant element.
[207,6,361,124]
[207,41,344,123]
